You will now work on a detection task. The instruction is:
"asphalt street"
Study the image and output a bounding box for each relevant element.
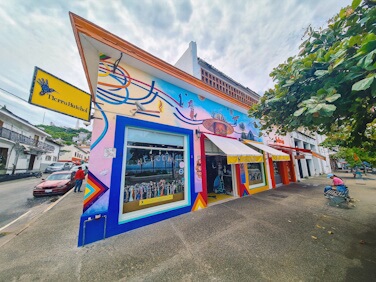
[0,175,52,229]
[0,172,375,281]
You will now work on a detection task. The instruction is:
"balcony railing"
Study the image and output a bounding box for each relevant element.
[0,127,54,152]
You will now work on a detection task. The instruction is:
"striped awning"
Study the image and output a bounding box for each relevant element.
[204,134,263,164]
[244,140,291,161]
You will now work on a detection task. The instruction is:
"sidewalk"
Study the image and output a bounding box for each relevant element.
[0,172,375,281]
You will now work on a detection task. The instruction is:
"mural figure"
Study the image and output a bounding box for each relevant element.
[202,113,234,136]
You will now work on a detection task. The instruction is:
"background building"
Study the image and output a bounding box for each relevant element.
[39,138,62,171]
[0,106,54,175]
[175,41,260,107]
[59,144,89,164]
[265,130,331,182]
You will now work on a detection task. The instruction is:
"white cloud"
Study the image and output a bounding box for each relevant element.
[0,0,352,124]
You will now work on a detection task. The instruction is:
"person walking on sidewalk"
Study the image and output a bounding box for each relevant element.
[74,167,85,193]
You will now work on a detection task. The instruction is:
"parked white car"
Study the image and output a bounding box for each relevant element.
[44,162,74,173]
[70,164,89,175]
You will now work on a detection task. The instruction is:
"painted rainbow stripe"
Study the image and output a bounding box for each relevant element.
[191,193,206,211]
[83,172,109,212]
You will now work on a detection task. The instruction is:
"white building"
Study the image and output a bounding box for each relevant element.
[59,144,89,164]
[0,106,54,174]
[175,41,260,107]
[265,130,332,181]
[39,138,63,171]
[72,132,90,145]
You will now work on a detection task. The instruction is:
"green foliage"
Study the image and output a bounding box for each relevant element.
[37,125,91,145]
[249,0,376,149]
[332,146,376,167]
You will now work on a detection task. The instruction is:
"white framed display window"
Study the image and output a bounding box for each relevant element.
[119,127,190,223]
[247,162,266,189]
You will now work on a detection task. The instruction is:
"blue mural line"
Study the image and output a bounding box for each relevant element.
[97,65,177,109]
[173,113,202,125]
[138,82,159,106]
[98,65,126,91]
[126,80,157,102]
[97,81,156,104]
[97,88,128,104]
[99,61,127,79]
[123,78,178,107]
[97,75,125,92]
[97,87,124,99]
[154,93,174,107]
[137,111,160,118]
[108,73,127,89]
[90,102,109,150]
[98,65,154,101]
[98,86,129,101]
[175,107,204,122]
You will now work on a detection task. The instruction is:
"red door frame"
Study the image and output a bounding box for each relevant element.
[199,134,208,205]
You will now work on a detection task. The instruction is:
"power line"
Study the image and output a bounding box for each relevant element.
[0,86,87,128]
[0,87,29,103]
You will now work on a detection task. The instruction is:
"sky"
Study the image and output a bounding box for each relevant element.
[0,0,352,129]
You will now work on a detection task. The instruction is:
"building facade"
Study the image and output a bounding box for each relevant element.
[70,14,299,246]
[0,106,54,174]
[265,130,331,182]
[59,144,89,164]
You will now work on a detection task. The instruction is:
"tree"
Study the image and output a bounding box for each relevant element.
[332,146,376,167]
[37,125,92,145]
[249,0,376,149]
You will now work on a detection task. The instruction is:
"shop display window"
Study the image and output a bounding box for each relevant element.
[247,162,266,188]
[119,127,189,222]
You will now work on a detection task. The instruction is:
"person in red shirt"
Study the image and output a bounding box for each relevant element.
[74,167,85,193]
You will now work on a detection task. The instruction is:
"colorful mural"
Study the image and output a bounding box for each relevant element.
[84,56,261,209]
[78,55,262,245]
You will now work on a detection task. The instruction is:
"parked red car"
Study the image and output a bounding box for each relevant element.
[33,171,76,197]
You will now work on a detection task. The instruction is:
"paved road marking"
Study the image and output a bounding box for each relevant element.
[0,210,31,232]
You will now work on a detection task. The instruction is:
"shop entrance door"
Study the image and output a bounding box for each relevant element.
[28,155,36,170]
[205,155,234,204]
[273,161,283,186]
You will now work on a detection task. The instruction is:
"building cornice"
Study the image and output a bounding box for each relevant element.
[69,12,251,110]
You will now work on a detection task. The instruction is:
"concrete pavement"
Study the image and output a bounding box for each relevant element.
[0,172,375,281]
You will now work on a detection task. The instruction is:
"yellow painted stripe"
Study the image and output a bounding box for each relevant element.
[227,155,264,164]
[271,155,291,161]
[248,185,269,195]
[139,195,173,206]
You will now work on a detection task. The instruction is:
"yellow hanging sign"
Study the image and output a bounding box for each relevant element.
[29,67,91,121]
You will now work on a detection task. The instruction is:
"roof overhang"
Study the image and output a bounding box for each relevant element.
[0,109,50,137]
[69,12,250,113]
[22,144,46,154]
[269,144,326,160]
[244,140,290,161]
[204,134,263,164]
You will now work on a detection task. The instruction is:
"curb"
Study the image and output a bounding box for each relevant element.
[0,188,76,248]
